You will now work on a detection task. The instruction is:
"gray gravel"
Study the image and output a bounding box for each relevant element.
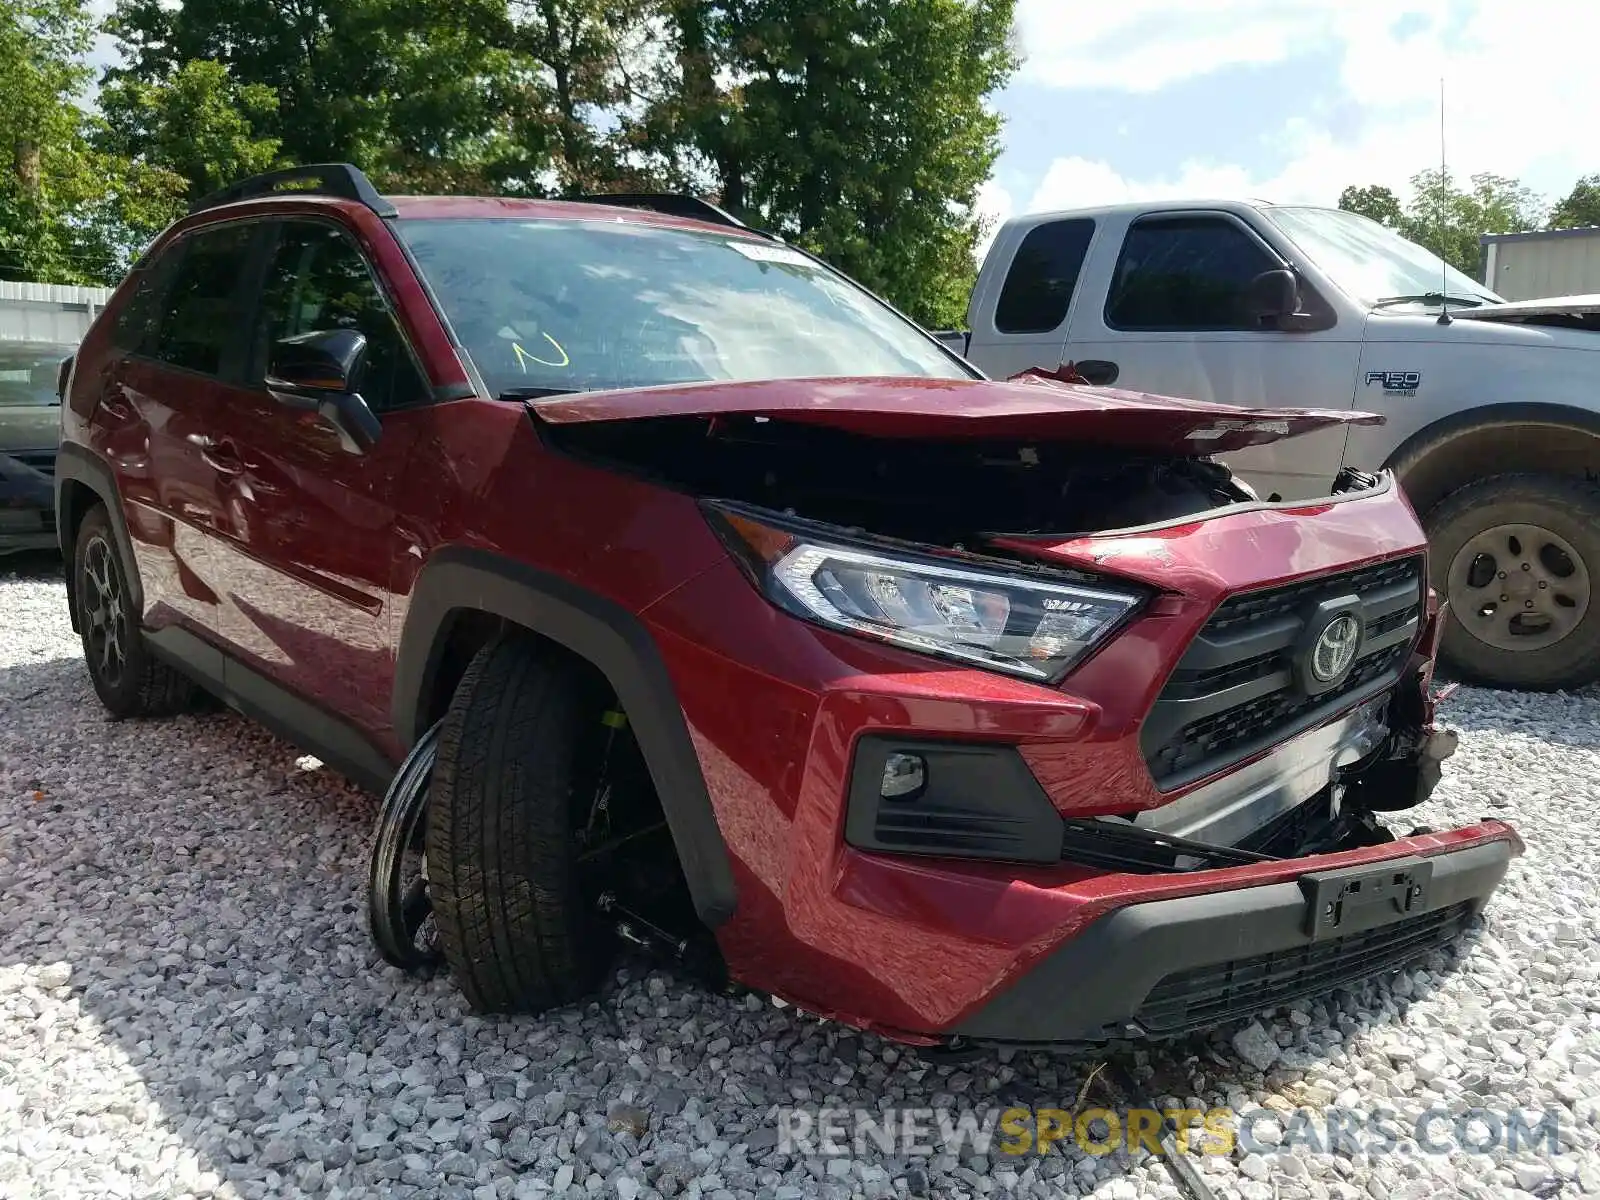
[2,558,1599,1199]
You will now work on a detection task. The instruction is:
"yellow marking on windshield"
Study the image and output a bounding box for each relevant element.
[512,332,570,370]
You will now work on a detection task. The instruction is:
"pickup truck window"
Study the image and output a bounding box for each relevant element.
[1106,216,1279,331]
[995,218,1095,334]
[1263,206,1500,308]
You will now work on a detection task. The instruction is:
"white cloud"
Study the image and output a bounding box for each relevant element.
[974,180,1014,259]
[1016,0,1338,93]
[1011,0,1600,218]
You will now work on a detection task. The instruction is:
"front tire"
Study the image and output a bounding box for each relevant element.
[73,505,196,718]
[1426,472,1600,691]
[426,634,610,1013]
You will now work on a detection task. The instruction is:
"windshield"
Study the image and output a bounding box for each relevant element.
[1263,206,1502,309]
[0,344,72,407]
[398,218,971,399]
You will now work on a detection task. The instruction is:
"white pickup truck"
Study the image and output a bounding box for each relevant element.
[939,199,1600,692]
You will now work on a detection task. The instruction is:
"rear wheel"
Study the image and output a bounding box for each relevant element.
[73,505,196,718]
[1426,473,1600,691]
[426,634,611,1013]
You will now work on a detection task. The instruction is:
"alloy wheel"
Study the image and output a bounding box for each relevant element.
[81,536,129,689]
[1446,522,1591,652]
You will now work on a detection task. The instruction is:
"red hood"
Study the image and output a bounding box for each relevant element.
[527,375,1382,453]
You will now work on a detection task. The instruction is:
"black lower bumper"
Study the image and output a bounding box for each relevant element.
[950,836,1513,1043]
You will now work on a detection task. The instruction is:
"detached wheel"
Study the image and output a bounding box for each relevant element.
[426,634,610,1013]
[1426,473,1600,691]
[73,505,196,718]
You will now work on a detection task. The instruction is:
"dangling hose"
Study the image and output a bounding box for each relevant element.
[368,719,444,969]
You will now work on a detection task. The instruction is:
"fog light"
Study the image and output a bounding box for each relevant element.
[880,752,926,800]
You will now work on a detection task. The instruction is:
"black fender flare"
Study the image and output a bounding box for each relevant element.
[1383,402,1600,518]
[392,546,738,928]
[54,443,141,630]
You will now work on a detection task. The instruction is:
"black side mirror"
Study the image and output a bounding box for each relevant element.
[266,329,381,454]
[1245,268,1301,327]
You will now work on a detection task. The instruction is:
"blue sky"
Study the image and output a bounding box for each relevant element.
[980,0,1599,246]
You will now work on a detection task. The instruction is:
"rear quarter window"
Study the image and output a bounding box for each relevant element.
[994,219,1096,335]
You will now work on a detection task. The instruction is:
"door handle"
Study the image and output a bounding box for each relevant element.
[199,440,245,475]
[1074,359,1120,386]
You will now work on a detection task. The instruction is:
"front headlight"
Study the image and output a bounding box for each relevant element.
[706,503,1143,682]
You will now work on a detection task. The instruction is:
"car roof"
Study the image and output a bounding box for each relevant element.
[182,192,762,240]
[1001,197,1293,229]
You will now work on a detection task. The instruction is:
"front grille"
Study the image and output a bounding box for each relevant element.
[1141,556,1424,789]
[1134,901,1474,1034]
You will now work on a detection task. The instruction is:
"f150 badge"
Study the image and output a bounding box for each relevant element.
[1365,370,1421,396]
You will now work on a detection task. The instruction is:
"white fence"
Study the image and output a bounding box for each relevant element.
[0,281,114,347]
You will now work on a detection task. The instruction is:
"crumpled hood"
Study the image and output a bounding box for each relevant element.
[528,375,1382,454]
[1451,294,1600,327]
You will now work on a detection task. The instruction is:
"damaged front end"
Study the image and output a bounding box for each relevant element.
[1054,582,1466,877]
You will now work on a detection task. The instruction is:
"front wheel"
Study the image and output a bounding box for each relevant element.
[426,634,611,1013]
[1426,472,1600,691]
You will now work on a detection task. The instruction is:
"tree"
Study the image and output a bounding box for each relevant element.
[98,59,282,203]
[633,0,1019,326]
[1,0,184,283]
[1400,169,1543,276]
[1338,184,1403,228]
[103,0,647,196]
[1549,174,1600,231]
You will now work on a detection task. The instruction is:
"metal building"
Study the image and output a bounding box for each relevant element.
[1480,227,1600,301]
[0,281,112,345]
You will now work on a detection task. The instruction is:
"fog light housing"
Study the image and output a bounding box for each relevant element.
[880,752,926,800]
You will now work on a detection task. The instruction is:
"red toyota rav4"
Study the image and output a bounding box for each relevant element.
[56,165,1519,1046]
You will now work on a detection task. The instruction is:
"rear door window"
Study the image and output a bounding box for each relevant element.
[150,223,257,376]
[1106,216,1279,330]
[111,245,184,356]
[994,219,1096,334]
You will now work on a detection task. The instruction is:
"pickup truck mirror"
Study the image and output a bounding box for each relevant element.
[265,328,382,454]
[1246,269,1301,327]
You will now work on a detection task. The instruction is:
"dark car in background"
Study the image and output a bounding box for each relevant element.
[0,341,70,555]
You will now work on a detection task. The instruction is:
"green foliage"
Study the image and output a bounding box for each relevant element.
[1397,170,1543,276]
[16,0,1018,312]
[1549,175,1600,231]
[631,0,1019,327]
[1338,184,1404,228]
[1339,171,1550,278]
[0,0,185,283]
[98,59,282,202]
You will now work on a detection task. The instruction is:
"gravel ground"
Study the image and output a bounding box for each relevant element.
[2,556,1598,1200]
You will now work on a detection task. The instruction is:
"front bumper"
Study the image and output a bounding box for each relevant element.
[951,833,1513,1043]
[0,505,56,554]
[1,450,56,555]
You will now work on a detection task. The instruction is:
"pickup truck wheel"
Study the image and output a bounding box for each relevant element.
[426,634,609,1013]
[1426,473,1600,691]
[73,504,196,718]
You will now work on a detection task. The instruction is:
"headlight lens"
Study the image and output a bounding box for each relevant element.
[709,505,1142,681]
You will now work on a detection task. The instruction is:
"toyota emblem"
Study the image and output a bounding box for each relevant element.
[1310,613,1361,682]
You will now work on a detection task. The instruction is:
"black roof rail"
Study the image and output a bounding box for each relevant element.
[190,163,397,219]
[568,192,758,232]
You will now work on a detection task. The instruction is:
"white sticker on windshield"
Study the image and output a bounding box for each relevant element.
[726,240,816,268]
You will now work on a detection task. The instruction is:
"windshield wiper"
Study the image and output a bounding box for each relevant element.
[1372,292,1486,310]
[496,385,589,400]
